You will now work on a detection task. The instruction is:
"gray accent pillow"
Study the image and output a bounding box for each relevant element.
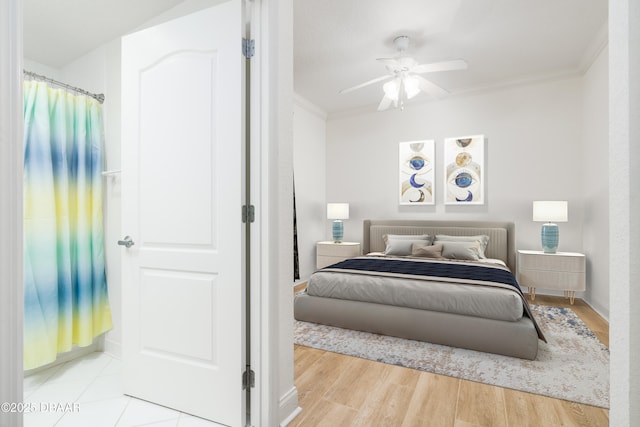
[411,243,443,258]
[434,234,490,258]
[441,241,482,261]
[384,237,431,256]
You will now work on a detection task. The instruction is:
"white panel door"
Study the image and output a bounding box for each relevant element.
[121,2,245,425]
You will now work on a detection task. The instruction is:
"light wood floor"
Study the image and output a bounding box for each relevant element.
[290,294,609,427]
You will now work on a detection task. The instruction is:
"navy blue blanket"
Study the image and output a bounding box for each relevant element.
[325,257,523,293]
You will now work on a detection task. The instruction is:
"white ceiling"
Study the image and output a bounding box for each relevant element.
[294,0,608,115]
[24,0,608,116]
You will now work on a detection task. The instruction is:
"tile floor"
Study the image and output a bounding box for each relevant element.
[23,352,224,427]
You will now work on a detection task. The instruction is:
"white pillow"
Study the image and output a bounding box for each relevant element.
[440,241,482,261]
[434,234,489,258]
[383,234,431,243]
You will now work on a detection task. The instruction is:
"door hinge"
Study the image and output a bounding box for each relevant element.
[242,205,255,223]
[242,38,255,58]
[242,368,255,389]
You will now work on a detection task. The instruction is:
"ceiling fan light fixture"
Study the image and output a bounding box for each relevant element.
[339,35,467,111]
[383,79,400,101]
[393,35,410,52]
[403,75,420,99]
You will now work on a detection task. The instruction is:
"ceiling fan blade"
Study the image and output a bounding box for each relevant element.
[339,75,392,94]
[412,59,468,74]
[415,75,450,99]
[377,95,394,111]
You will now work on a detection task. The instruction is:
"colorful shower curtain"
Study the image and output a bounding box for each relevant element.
[23,80,112,370]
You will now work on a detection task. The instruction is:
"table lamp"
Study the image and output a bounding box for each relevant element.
[327,203,349,243]
[533,201,568,253]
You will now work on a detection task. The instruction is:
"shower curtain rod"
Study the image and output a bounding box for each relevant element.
[23,70,105,104]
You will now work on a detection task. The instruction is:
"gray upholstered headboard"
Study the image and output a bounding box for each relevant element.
[363,219,516,272]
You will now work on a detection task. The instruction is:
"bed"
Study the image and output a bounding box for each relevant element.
[294,219,545,360]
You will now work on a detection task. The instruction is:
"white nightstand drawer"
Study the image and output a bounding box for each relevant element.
[518,250,585,273]
[316,241,360,269]
[516,250,586,303]
[317,241,360,257]
[518,270,585,291]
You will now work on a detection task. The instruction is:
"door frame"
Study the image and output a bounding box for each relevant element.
[249,0,299,424]
[0,0,24,426]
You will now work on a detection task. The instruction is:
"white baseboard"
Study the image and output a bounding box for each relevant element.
[278,386,301,426]
[583,299,610,322]
[24,341,100,377]
[103,338,122,359]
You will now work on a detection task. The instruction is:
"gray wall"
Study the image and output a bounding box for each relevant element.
[293,98,327,281]
[581,46,609,317]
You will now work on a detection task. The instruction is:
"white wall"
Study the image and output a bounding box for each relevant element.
[326,78,585,254]
[610,0,640,423]
[293,96,327,281]
[266,1,298,424]
[581,45,609,317]
[23,59,62,80]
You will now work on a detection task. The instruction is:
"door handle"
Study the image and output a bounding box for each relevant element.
[117,236,135,248]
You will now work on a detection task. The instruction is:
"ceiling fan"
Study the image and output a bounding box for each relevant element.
[339,35,468,111]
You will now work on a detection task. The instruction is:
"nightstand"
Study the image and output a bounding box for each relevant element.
[517,250,586,304]
[316,241,361,269]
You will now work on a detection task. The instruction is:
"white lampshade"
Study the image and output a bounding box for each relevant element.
[327,203,349,220]
[403,76,420,99]
[533,201,568,222]
[383,80,400,101]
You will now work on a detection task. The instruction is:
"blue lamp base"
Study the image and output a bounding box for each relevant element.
[541,223,559,253]
[332,220,344,243]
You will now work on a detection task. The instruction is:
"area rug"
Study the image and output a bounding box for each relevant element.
[294,305,609,408]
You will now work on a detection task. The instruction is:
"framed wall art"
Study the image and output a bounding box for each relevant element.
[399,140,435,205]
[444,135,485,205]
